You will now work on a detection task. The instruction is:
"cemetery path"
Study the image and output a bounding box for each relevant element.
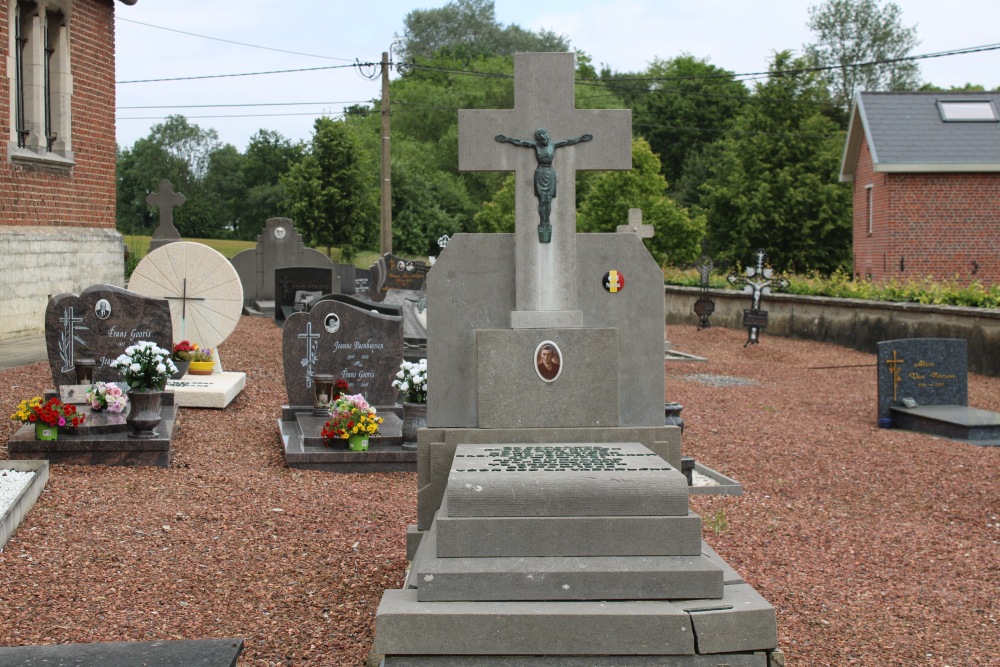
[0,317,997,666]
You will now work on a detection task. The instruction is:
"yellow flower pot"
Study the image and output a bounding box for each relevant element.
[188,361,215,375]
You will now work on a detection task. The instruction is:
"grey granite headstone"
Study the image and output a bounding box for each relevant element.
[44,285,173,387]
[309,293,402,318]
[370,253,429,302]
[877,338,968,420]
[281,299,403,407]
[230,217,335,311]
[274,266,334,325]
[146,178,185,252]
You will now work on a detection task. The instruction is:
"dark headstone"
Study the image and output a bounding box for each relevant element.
[281,299,403,407]
[274,266,335,326]
[230,217,335,312]
[45,285,173,388]
[354,267,372,295]
[308,293,403,318]
[332,262,356,295]
[369,253,429,302]
[0,638,243,666]
[877,338,968,420]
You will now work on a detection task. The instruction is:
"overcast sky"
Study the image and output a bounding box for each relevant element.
[114,0,1000,150]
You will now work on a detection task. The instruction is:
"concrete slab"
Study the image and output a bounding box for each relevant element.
[279,417,416,473]
[412,523,723,602]
[436,497,702,558]
[374,588,695,656]
[675,584,778,654]
[0,638,243,666]
[167,372,246,409]
[700,542,745,585]
[890,404,1000,445]
[446,443,688,517]
[382,653,768,666]
[0,460,48,550]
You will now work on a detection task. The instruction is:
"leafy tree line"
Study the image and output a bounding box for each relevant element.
[116,0,991,274]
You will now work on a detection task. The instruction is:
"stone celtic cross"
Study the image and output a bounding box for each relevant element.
[458,52,631,325]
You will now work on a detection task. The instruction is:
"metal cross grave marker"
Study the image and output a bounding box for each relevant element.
[727,248,789,346]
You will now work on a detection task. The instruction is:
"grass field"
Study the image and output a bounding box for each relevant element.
[122,235,384,268]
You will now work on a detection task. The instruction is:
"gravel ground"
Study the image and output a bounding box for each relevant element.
[1,317,997,666]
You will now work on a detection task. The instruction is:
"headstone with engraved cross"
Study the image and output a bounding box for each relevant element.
[458,51,631,328]
[616,208,654,239]
[147,179,186,252]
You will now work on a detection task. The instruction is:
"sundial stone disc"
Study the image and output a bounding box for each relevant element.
[128,242,244,349]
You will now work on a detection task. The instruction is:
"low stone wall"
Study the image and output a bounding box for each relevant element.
[0,227,125,339]
[665,285,1000,377]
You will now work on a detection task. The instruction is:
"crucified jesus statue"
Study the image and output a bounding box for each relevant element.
[495,128,593,243]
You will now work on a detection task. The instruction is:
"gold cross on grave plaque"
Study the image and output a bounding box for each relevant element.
[885,349,905,401]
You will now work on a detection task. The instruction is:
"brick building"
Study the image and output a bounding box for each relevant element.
[840,91,1000,286]
[1,0,136,340]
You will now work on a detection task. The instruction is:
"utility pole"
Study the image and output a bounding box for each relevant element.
[380,51,392,256]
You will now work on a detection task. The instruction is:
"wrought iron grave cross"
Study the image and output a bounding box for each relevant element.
[726,249,789,346]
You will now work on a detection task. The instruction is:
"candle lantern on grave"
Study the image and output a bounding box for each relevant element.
[313,373,336,416]
[75,357,97,385]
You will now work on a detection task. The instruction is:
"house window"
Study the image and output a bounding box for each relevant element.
[938,100,998,122]
[8,0,74,167]
[866,184,873,236]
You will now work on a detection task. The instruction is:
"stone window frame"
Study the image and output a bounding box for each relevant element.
[7,0,75,171]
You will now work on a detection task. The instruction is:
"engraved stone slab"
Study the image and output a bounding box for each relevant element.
[281,299,403,407]
[877,338,968,420]
[45,285,172,388]
[446,443,688,517]
[370,253,429,302]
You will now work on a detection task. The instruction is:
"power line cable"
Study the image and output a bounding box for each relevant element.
[118,100,374,110]
[117,62,378,84]
[116,17,354,62]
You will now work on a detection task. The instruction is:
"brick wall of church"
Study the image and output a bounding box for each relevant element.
[852,139,1000,286]
[0,0,124,340]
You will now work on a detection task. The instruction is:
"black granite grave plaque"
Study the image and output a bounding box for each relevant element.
[281,300,403,407]
[877,338,968,420]
[274,266,335,326]
[45,285,173,387]
[369,253,429,302]
[354,267,372,295]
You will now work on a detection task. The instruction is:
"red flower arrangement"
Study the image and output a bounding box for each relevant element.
[10,396,85,428]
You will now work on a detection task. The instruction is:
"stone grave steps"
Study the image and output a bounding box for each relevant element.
[408,522,724,602]
[0,638,243,666]
[890,404,1000,445]
[279,407,416,472]
[380,653,770,667]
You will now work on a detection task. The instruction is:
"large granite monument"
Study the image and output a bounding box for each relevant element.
[372,52,780,665]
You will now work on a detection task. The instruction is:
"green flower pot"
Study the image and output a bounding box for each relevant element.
[348,433,369,451]
[35,423,58,441]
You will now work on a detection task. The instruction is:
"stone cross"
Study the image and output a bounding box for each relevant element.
[58,306,87,373]
[616,208,654,239]
[298,321,320,388]
[146,179,186,243]
[458,52,632,328]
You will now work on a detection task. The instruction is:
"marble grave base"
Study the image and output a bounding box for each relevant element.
[279,406,417,472]
[167,372,246,409]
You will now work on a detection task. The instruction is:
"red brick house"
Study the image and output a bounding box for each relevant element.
[1,0,136,340]
[840,91,1000,286]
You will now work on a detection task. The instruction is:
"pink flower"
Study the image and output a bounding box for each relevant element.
[58,416,66,427]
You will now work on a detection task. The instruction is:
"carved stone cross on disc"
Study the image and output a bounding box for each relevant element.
[458,52,632,327]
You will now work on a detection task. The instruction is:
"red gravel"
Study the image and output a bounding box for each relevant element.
[1,317,997,666]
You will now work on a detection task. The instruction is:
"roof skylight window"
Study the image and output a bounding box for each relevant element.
[938,100,998,122]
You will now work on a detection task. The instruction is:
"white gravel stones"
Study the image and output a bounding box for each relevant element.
[0,469,35,518]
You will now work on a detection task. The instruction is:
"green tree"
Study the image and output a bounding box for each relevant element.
[471,174,515,234]
[234,130,305,239]
[804,0,921,113]
[698,51,851,274]
[578,138,704,267]
[397,0,568,63]
[281,117,375,261]
[630,55,748,192]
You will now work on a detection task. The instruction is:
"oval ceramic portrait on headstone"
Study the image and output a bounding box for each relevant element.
[534,340,562,382]
[128,242,244,351]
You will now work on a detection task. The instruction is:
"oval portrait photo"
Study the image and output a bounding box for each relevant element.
[534,341,562,382]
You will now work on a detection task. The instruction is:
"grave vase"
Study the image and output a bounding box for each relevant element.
[188,361,215,375]
[126,390,162,439]
[35,423,58,441]
[402,402,427,444]
[171,360,190,379]
[348,433,369,451]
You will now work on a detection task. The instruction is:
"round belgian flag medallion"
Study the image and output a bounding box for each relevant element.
[602,270,625,293]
